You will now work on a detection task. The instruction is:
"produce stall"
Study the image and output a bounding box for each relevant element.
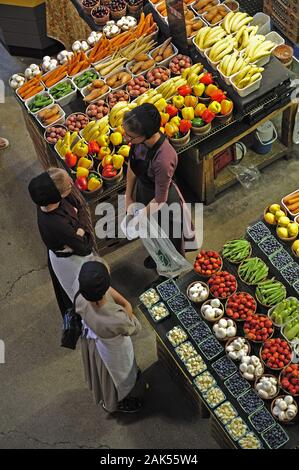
[138,201,299,449]
[10,1,298,253]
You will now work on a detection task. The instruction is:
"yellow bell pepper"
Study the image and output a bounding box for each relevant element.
[118,145,130,157]
[170,116,181,126]
[184,95,198,108]
[99,146,111,159]
[208,101,222,114]
[194,103,207,117]
[73,139,89,158]
[193,83,205,97]
[88,176,102,192]
[165,122,179,138]
[77,157,92,169]
[181,107,194,121]
[172,95,185,109]
[102,155,113,167]
[76,167,89,178]
[97,134,110,147]
[160,112,170,126]
[110,132,123,146]
[112,154,124,170]
[155,98,167,112]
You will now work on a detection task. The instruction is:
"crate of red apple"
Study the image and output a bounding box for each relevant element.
[160,72,234,144]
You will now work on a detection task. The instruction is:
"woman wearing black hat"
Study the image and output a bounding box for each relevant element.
[123,103,195,270]
[28,168,99,317]
[76,261,142,413]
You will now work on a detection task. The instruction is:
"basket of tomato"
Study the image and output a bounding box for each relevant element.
[208,271,237,299]
[194,250,223,277]
[225,292,257,321]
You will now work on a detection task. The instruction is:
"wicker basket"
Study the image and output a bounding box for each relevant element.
[200,298,224,322]
[271,395,298,423]
[169,130,191,148]
[98,161,124,186]
[225,336,251,357]
[225,292,257,322]
[212,318,237,342]
[186,281,209,304]
[243,315,274,343]
[276,225,298,243]
[222,242,252,265]
[279,365,299,398]
[238,260,268,286]
[81,171,104,199]
[254,374,280,401]
[194,255,223,277]
[259,342,292,372]
[263,205,287,225]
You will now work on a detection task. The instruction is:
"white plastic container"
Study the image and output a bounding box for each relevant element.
[126,58,155,77]
[186,18,208,45]
[154,1,168,24]
[204,48,221,70]
[49,78,77,107]
[250,32,283,68]
[281,315,299,345]
[202,3,230,27]
[81,83,111,104]
[230,71,262,97]
[192,0,219,17]
[192,35,207,57]
[217,63,239,86]
[251,12,271,36]
[25,91,54,115]
[281,189,299,217]
[35,103,65,129]
[268,297,299,327]
[149,43,178,67]
[72,67,99,88]
[104,68,132,91]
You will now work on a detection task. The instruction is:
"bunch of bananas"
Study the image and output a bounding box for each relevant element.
[207,37,235,63]
[194,26,226,50]
[233,65,264,89]
[243,36,275,62]
[132,89,167,112]
[219,52,250,77]
[109,101,137,128]
[157,76,188,100]
[234,25,259,51]
[222,11,252,34]
[82,116,110,142]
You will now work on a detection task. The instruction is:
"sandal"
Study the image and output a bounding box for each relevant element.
[0,138,9,150]
[117,397,142,413]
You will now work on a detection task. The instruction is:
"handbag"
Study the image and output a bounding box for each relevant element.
[61,293,82,350]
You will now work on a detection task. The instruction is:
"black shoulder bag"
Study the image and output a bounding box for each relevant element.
[61,292,82,350]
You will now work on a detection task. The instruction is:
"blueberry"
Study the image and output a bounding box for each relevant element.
[199,336,224,360]
[269,250,293,270]
[167,294,190,314]
[247,222,270,243]
[250,407,275,433]
[224,372,251,397]
[262,424,289,449]
[237,389,264,414]
[157,279,180,301]
[281,263,299,285]
[189,321,211,342]
[177,306,201,329]
[212,356,237,380]
[258,236,282,255]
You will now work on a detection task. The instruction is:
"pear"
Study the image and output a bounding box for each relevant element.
[277,227,289,239]
[288,222,299,237]
[278,216,290,227]
[264,212,275,224]
[292,240,299,251]
[269,204,280,214]
[275,210,285,221]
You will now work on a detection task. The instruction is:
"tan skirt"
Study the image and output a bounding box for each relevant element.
[81,337,118,412]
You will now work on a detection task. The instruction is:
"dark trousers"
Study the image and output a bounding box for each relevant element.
[47,252,72,318]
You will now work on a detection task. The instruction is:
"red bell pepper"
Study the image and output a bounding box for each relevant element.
[177,84,192,97]
[102,165,117,178]
[75,176,88,191]
[210,90,227,103]
[202,109,216,123]
[88,140,100,157]
[179,119,192,134]
[65,151,77,169]
[165,104,179,118]
[199,73,213,86]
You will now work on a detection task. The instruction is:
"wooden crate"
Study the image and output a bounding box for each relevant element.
[156,337,210,419]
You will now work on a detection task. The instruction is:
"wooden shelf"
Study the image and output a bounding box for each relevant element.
[215,140,290,195]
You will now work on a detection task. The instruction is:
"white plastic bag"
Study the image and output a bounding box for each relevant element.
[121,210,192,278]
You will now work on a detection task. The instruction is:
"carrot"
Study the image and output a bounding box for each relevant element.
[145,23,157,34]
[22,85,44,99]
[45,71,68,87]
[20,82,41,98]
[284,192,299,204]
[18,77,40,94]
[69,63,82,76]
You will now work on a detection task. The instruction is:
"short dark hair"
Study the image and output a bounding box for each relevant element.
[123,103,161,139]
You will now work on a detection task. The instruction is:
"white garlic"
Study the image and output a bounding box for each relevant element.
[211,298,221,308]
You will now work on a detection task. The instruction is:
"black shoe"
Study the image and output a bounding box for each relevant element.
[143,256,157,269]
[117,397,142,413]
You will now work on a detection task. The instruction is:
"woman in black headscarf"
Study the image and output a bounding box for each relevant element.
[75,261,143,414]
[123,103,196,269]
[28,168,101,318]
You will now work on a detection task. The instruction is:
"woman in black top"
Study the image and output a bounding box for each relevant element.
[28,168,101,317]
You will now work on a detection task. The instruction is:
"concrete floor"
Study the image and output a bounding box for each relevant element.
[0,43,298,449]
